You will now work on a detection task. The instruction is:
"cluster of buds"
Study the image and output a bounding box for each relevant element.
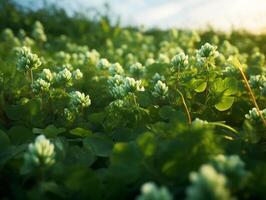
[69,91,91,111]
[32,21,47,43]
[16,46,42,72]
[197,43,219,59]
[171,52,189,71]
[186,164,232,200]
[152,80,168,99]
[108,75,144,98]
[23,135,55,169]
[136,182,173,200]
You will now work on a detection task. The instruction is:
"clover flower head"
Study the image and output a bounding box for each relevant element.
[72,69,83,80]
[32,21,47,42]
[24,135,55,168]
[152,73,165,84]
[39,68,53,82]
[186,164,233,200]
[245,107,266,123]
[192,118,208,127]
[197,43,219,59]
[158,53,170,63]
[85,49,100,64]
[222,65,238,76]
[146,58,155,66]
[2,28,14,41]
[108,75,144,98]
[116,48,124,56]
[97,58,111,70]
[108,99,125,112]
[129,62,145,76]
[152,80,168,99]
[64,108,75,122]
[69,91,91,109]
[126,53,136,63]
[137,182,173,200]
[171,52,189,70]
[124,77,145,93]
[108,75,126,98]
[32,78,50,93]
[56,68,72,82]
[250,51,265,67]
[260,82,266,96]
[109,62,124,75]
[56,51,71,63]
[249,75,266,88]
[16,46,42,71]
[211,154,247,179]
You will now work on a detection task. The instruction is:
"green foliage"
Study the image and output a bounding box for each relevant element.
[0,1,266,199]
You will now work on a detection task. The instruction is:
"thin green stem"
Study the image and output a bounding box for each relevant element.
[209,122,239,134]
[229,56,266,128]
[176,88,192,124]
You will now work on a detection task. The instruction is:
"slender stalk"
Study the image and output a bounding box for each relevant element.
[209,122,238,134]
[229,56,266,128]
[176,88,192,124]
[28,69,33,85]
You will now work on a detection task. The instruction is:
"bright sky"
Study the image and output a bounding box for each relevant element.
[14,0,266,33]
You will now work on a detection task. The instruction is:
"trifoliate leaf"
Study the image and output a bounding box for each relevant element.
[215,96,235,111]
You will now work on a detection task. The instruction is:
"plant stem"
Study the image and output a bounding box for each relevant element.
[176,88,192,124]
[28,69,33,85]
[230,57,266,128]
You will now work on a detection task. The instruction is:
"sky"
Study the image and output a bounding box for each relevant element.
[14,0,266,33]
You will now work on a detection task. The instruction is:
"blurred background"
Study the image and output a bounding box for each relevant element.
[13,0,266,33]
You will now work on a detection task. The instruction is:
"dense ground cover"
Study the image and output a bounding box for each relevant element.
[0,1,266,199]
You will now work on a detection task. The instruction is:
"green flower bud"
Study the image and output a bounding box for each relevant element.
[16,46,41,71]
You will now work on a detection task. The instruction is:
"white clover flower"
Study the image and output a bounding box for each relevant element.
[146,58,155,66]
[245,107,266,124]
[151,73,165,84]
[136,182,173,200]
[24,135,55,168]
[116,48,124,56]
[260,82,266,96]
[108,75,126,98]
[16,46,42,71]
[126,53,136,64]
[222,65,238,76]
[192,118,208,127]
[32,21,47,43]
[108,75,144,98]
[108,99,125,112]
[56,68,72,82]
[249,75,266,88]
[64,108,75,122]
[72,69,83,80]
[96,58,111,70]
[39,68,53,82]
[84,49,100,64]
[69,91,91,110]
[211,154,247,179]
[171,52,189,71]
[109,63,124,75]
[157,53,170,63]
[2,28,14,41]
[186,165,233,200]
[197,43,219,59]
[55,51,71,64]
[124,77,145,93]
[152,80,168,99]
[129,62,145,76]
[23,37,35,47]
[32,78,50,93]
